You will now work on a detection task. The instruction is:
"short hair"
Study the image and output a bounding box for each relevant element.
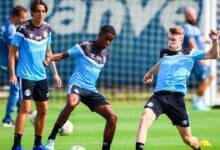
[169,26,185,35]
[30,0,48,13]
[100,25,116,36]
[12,5,27,17]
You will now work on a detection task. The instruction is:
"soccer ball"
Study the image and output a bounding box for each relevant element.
[70,145,86,150]
[59,120,74,135]
[29,110,37,124]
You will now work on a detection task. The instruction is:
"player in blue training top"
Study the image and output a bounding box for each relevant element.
[9,1,62,150]
[182,6,214,111]
[43,25,118,150]
[0,5,27,127]
[135,26,219,150]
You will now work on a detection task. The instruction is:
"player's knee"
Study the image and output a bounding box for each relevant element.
[37,108,48,116]
[68,102,78,110]
[108,114,118,125]
[19,106,31,114]
[67,97,79,110]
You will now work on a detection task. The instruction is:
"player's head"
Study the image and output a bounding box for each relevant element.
[11,5,27,25]
[168,26,185,51]
[96,25,116,50]
[184,6,197,25]
[30,0,48,22]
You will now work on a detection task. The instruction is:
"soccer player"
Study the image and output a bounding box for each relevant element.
[43,25,118,150]
[0,5,27,127]
[182,6,214,111]
[9,1,62,150]
[135,26,219,150]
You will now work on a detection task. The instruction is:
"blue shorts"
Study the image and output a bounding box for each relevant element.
[144,91,190,127]
[192,61,211,82]
[19,78,49,101]
[68,85,109,111]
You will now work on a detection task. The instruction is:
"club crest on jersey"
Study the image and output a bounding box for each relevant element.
[29,33,34,39]
[43,31,48,38]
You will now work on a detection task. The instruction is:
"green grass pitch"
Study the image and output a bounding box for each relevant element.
[0,98,220,150]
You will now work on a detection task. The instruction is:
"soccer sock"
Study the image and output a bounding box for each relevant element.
[34,135,42,146]
[48,123,61,140]
[136,142,144,150]
[102,140,112,150]
[12,133,22,148]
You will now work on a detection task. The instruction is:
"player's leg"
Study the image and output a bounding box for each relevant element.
[197,73,214,97]
[136,108,156,150]
[2,82,19,127]
[33,101,48,149]
[49,93,79,139]
[44,93,80,150]
[31,79,49,150]
[12,78,34,150]
[12,99,32,150]
[192,62,213,110]
[176,126,201,150]
[95,104,118,150]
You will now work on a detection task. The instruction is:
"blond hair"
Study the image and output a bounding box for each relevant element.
[169,26,185,35]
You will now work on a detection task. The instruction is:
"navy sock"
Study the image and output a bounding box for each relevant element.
[48,123,61,140]
[102,140,112,150]
[34,135,42,146]
[136,142,144,150]
[12,133,22,148]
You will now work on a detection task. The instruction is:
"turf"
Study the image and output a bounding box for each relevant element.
[0,99,219,150]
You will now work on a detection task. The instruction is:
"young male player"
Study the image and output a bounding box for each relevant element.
[43,25,118,150]
[9,1,62,150]
[135,26,219,150]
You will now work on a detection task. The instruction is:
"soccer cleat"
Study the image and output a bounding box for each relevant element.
[33,144,45,150]
[11,145,23,150]
[44,139,54,150]
[2,120,15,127]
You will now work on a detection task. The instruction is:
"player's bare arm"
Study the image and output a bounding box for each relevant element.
[44,51,69,66]
[9,45,18,84]
[143,61,160,84]
[46,45,62,88]
[205,30,219,59]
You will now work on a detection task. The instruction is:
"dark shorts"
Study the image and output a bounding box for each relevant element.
[193,61,211,81]
[69,85,109,111]
[18,78,49,101]
[144,91,190,127]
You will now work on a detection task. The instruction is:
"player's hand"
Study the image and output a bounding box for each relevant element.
[209,30,219,40]
[143,73,153,84]
[9,74,17,85]
[54,74,62,88]
[43,57,51,67]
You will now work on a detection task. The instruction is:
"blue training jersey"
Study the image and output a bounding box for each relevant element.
[11,20,51,80]
[0,21,16,68]
[67,41,108,93]
[154,48,205,95]
[182,23,205,50]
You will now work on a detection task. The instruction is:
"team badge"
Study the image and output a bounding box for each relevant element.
[43,31,48,38]
[147,102,153,107]
[74,88,79,94]
[24,89,31,97]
